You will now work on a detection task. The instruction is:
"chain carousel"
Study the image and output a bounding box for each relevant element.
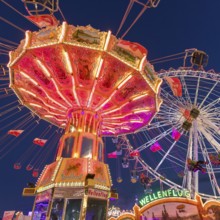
[7,1,162,219]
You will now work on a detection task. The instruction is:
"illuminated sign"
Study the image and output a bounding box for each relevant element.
[108,206,121,218]
[139,189,190,207]
[108,207,134,218]
[22,188,36,196]
[87,188,108,199]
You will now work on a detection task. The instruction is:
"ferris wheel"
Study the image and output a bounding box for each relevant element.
[130,59,220,200]
[109,50,220,200]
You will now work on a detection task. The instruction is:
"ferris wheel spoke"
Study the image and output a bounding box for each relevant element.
[160,87,183,107]
[200,98,220,112]
[193,75,200,106]
[159,149,185,166]
[154,141,178,172]
[200,115,220,134]
[180,76,192,105]
[198,134,220,196]
[137,127,173,152]
[144,119,174,130]
[198,81,219,109]
[199,126,220,153]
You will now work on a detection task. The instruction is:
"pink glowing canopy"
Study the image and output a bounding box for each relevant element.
[8,22,162,136]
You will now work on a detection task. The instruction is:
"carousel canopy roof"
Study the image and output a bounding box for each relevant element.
[8,22,162,136]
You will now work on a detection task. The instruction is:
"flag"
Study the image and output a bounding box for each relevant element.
[32,169,39,178]
[150,142,162,152]
[116,39,147,58]
[108,151,117,158]
[33,138,47,147]
[8,130,24,137]
[26,164,33,171]
[164,77,182,97]
[14,163,21,170]
[26,15,59,28]
[172,128,181,141]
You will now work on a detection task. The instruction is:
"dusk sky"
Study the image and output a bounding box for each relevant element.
[0,0,220,217]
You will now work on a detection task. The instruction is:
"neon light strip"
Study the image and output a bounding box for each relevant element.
[71,76,80,106]
[28,99,65,116]
[102,102,128,115]
[51,78,72,107]
[59,22,67,42]
[103,122,123,126]
[121,126,130,130]
[29,103,42,108]
[18,87,65,113]
[87,58,104,107]
[96,73,132,111]
[118,74,133,89]
[130,119,143,123]
[95,90,117,111]
[139,55,146,71]
[102,125,116,131]
[63,50,73,74]
[36,59,51,78]
[95,58,103,78]
[133,108,151,114]
[20,71,38,86]
[102,91,150,115]
[131,92,149,101]
[40,87,68,110]
[103,31,111,51]
[19,88,36,97]
[87,80,97,107]
[43,102,66,113]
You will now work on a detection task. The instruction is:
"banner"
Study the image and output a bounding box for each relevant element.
[3,211,15,220]
[26,15,58,28]
[164,77,182,97]
[33,138,47,147]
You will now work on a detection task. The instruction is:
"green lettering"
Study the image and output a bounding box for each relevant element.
[157,191,162,199]
[152,193,158,200]
[184,190,190,198]
[162,190,168,197]
[168,189,172,196]
[172,189,178,197]
[139,198,145,206]
[145,196,149,204]
[149,194,154,201]
[178,190,183,197]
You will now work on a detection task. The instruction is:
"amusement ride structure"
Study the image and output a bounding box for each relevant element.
[7,0,162,219]
[0,0,220,219]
